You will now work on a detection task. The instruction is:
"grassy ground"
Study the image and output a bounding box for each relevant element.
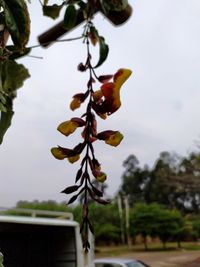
[96,242,200,257]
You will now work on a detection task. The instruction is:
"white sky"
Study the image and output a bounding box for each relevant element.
[1,0,200,207]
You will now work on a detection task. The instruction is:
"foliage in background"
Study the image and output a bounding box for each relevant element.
[193,216,200,238]
[130,203,192,250]
[89,203,121,244]
[0,0,30,144]
[2,149,200,250]
[120,151,200,213]
[8,199,199,250]
[0,252,3,267]
[16,200,70,212]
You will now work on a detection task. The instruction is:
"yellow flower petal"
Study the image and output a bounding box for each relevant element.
[105,132,124,147]
[67,154,80,163]
[95,165,101,171]
[99,69,132,115]
[70,98,81,111]
[101,82,121,114]
[114,68,132,90]
[92,90,103,102]
[98,113,107,120]
[57,121,78,136]
[51,147,66,160]
[96,172,107,183]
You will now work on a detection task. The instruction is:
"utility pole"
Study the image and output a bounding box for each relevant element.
[117,195,125,244]
[124,196,131,248]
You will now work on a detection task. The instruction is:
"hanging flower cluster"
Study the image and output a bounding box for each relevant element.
[49,3,132,252]
[52,63,131,250]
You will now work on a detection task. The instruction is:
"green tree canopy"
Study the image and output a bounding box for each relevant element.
[130,203,185,250]
[89,202,121,244]
[120,152,200,213]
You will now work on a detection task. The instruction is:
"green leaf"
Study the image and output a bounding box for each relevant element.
[0,92,6,105]
[0,60,30,145]
[0,252,4,267]
[0,103,7,113]
[63,5,77,30]
[0,90,7,112]
[89,26,109,68]
[42,4,63,19]
[77,1,86,10]
[0,0,30,49]
[0,101,14,145]
[1,60,30,94]
[100,0,128,13]
[94,36,109,68]
[6,45,31,60]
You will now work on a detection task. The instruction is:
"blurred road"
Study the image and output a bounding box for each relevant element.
[118,250,200,267]
[183,257,200,267]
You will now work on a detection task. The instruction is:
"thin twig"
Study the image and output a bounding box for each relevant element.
[27,55,43,59]
[28,35,84,49]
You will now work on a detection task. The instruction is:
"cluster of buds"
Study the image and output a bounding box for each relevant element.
[51,21,132,251]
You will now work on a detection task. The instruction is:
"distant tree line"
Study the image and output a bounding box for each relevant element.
[8,199,200,250]
[8,150,200,249]
[120,152,200,213]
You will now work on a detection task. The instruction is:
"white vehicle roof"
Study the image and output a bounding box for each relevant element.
[0,215,78,227]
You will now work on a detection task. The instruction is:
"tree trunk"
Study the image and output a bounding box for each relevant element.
[177,240,182,249]
[144,236,148,251]
[162,240,166,250]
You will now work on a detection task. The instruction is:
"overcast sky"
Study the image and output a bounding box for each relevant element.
[1,0,200,207]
